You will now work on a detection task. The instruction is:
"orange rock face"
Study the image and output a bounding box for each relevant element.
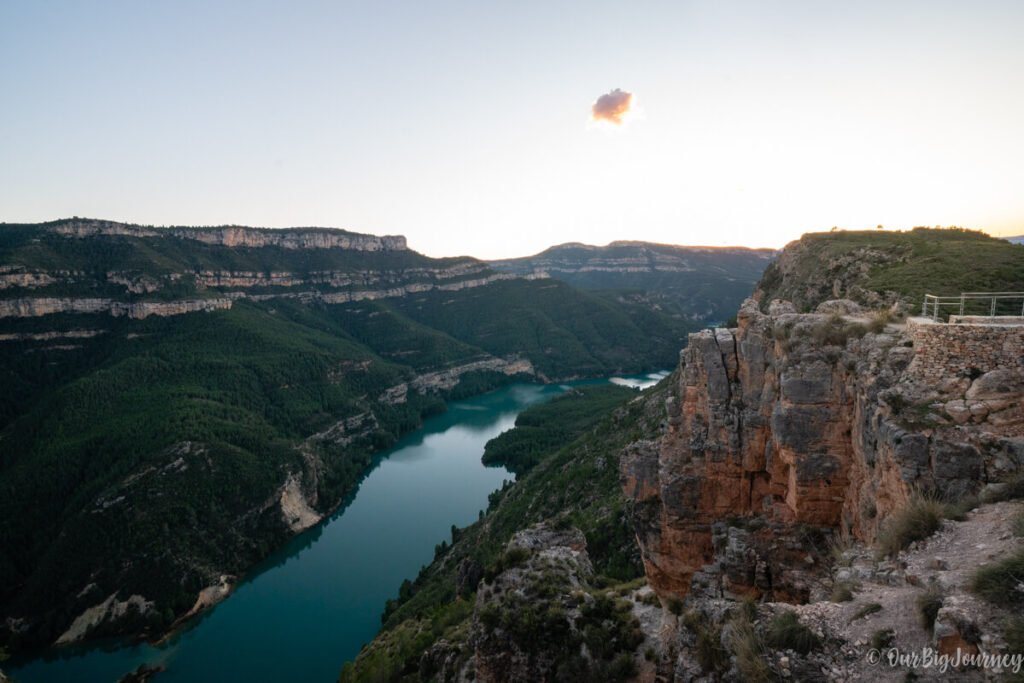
[622,299,1024,604]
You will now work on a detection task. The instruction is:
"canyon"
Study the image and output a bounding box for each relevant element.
[337,228,1022,682]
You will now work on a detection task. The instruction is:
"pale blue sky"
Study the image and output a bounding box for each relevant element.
[2,1,1023,257]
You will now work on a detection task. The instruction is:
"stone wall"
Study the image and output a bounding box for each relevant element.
[906,317,1024,382]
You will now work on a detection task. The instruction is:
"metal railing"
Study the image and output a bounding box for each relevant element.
[921,292,1024,321]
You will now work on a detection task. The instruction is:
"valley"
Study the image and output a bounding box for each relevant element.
[2,223,1022,683]
[0,219,718,664]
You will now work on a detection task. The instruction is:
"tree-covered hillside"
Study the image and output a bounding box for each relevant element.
[489,241,775,323]
[339,380,671,682]
[0,222,697,654]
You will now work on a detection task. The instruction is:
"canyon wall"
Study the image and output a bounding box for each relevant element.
[622,299,1024,605]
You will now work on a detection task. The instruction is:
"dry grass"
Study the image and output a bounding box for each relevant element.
[727,608,774,683]
[867,308,895,333]
[851,602,883,621]
[830,580,857,603]
[971,550,1024,610]
[764,610,821,655]
[875,493,957,558]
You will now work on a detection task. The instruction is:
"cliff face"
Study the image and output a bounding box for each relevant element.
[48,218,408,250]
[622,299,1024,605]
[0,220,534,319]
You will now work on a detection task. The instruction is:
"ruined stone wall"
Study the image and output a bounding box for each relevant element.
[906,317,1024,382]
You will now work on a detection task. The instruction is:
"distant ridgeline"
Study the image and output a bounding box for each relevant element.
[0,219,700,653]
[488,240,776,323]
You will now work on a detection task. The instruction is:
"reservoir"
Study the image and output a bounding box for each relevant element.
[7,372,667,682]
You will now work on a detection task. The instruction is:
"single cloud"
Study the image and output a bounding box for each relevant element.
[591,88,633,125]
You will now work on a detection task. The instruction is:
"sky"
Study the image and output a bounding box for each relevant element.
[2,1,1023,259]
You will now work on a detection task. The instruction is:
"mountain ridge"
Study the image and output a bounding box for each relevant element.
[489,240,776,322]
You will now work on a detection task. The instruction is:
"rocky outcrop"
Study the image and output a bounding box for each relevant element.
[622,299,1024,606]
[381,356,536,404]
[754,235,907,311]
[0,296,236,319]
[0,269,56,289]
[279,472,322,533]
[0,273,548,319]
[55,593,153,646]
[180,575,233,622]
[48,219,408,251]
[467,525,594,682]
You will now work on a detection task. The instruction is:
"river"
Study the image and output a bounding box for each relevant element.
[6,372,668,682]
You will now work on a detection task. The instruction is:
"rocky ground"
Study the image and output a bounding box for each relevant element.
[622,499,1024,682]
[791,499,1024,681]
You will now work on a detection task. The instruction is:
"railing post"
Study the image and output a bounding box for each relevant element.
[991,297,997,318]
[960,293,965,316]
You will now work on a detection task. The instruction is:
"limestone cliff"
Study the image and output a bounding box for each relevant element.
[622,299,1024,605]
[0,219,553,319]
[47,218,408,250]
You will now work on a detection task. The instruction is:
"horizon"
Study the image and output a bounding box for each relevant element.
[3,1,1023,259]
[10,217,1022,259]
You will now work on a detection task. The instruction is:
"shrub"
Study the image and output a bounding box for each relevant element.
[1004,617,1024,665]
[970,550,1024,609]
[727,609,773,683]
[982,472,1024,504]
[867,309,894,333]
[695,624,729,673]
[483,546,533,583]
[875,494,952,558]
[1013,511,1024,538]
[764,610,821,655]
[830,579,858,602]
[668,598,684,615]
[828,537,854,568]
[916,585,943,632]
[851,602,883,621]
[872,628,895,650]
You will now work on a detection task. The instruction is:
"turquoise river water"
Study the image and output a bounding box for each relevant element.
[7,372,668,682]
